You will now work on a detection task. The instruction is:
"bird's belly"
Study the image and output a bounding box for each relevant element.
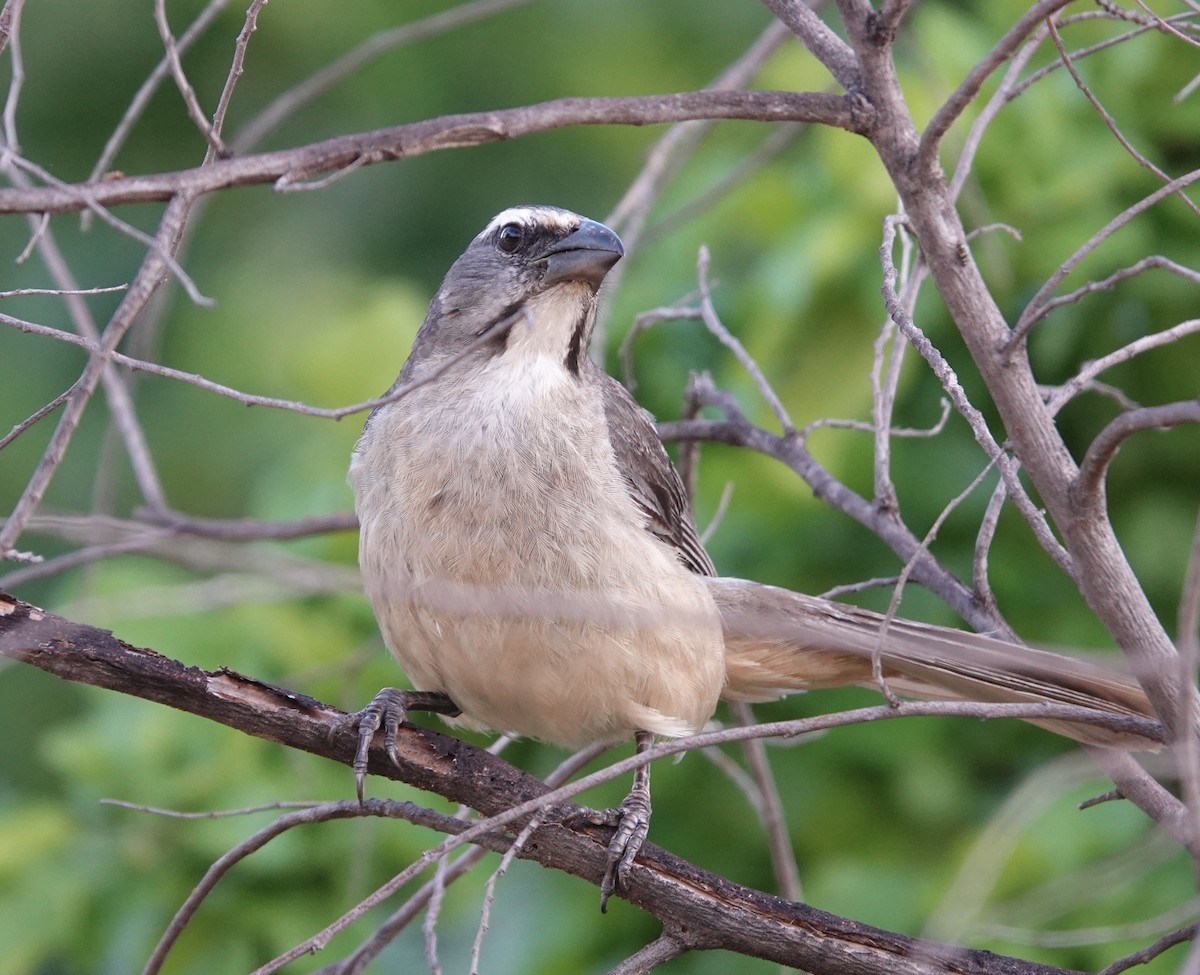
[353,376,724,746]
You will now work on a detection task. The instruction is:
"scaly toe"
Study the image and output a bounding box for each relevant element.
[599,789,652,912]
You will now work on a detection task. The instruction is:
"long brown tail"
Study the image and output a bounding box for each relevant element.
[708,576,1161,748]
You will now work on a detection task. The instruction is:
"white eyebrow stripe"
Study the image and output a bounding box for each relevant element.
[476,206,581,241]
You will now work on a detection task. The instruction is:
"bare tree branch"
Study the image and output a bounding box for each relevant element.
[1044,317,1200,417]
[1047,15,1200,218]
[5,4,1198,971]
[696,246,795,433]
[0,191,201,558]
[153,0,226,156]
[206,0,269,159]
[603,934,687,975]
[0,590,1124,975]
[836,0,1188,738]
[659,388,1004,634]
[86,0,234,188]
[730,701,803,902]
[1074,400,1200,515]
[1096,922,1200,975]
[878,215,1074,578]
[142,798,511,975]
[0,90,870,217]
[917,0,1076,177]
[1031,262,1200,344]
[233,0,548,152]
[759,0,862,92]
[1013,169,1200,346]
[0,0,19,58]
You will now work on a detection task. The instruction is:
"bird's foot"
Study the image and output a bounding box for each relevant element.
[336,688,459,802]
[599,782,652,912]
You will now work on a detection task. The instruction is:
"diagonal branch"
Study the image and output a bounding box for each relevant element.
[0,194,198,558]
[0,590,1121,975]
[153,0,226,156]
[657,391,997,632]
[759,0,862,91]
[916,0,1076,177]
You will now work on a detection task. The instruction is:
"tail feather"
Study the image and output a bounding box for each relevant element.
[708,576,1161,748]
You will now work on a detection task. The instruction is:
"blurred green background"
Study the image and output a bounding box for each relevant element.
[2,1,1198,972]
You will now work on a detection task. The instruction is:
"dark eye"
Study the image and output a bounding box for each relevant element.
[497,223,523,253]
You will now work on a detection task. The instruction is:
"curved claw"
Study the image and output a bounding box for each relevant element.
[599,781,652,912]
[339,688,461,801]
[346,687,411,803]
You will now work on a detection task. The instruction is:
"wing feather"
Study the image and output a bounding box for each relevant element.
[596,371,716,578]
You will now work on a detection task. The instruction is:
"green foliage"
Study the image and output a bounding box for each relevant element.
[2,1,1198,972]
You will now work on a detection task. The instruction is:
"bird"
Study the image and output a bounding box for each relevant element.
[348,204,1161,910]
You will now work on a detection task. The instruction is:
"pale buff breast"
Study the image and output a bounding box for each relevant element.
[351,353,725,747]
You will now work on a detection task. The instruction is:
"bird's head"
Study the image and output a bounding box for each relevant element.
[406,205,624,375]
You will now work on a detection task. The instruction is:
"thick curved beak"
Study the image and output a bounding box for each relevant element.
[537,219,624,290]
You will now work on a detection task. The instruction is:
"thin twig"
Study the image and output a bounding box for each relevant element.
[603,934,686,975]
[0,382,74,453]
[696,246,795,433]
[876,458,1009,694]
[1012,168,1200,347]
[972,479,1007,621]
[879,215,1074,577]
[1008,11,1200,103]
[422,854,447,975]
[870,210,922,512]
[1131,0,1200,50]
[619,304,701,391]
[1180,506,1200,653]
[327,743,606,975]
[153,0,226,155]
[1026,255,1200,350]
[759,0,861,91]
[661,382,1002,633]
[918,0,1076,177]
[0,284,127,298]
[0,0,25,157]
[4,151,212,306]
[1096,922,1199,975]
[949,21,1047,201]
[598,18,793,345]
[15,218,170,515]
[469,813,543,973]
[87,0,234,193]
[1045,318,1200,417]
[0,305,527,421]
[698,481,735,547]
[798,400,951,442]
[144,510,358,540]
[1,529,176,588]
[1047,16,1200,219]
[234,0,548,151]
[1074,401,1200,514]
[0,193,198,555]
[205,0,268,161]
[641,122,808,246]
[141,799,514,975]
[730,701,803,902]
[979,899,1200,950]
[102,799,324,818]
[820,575,903,599]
